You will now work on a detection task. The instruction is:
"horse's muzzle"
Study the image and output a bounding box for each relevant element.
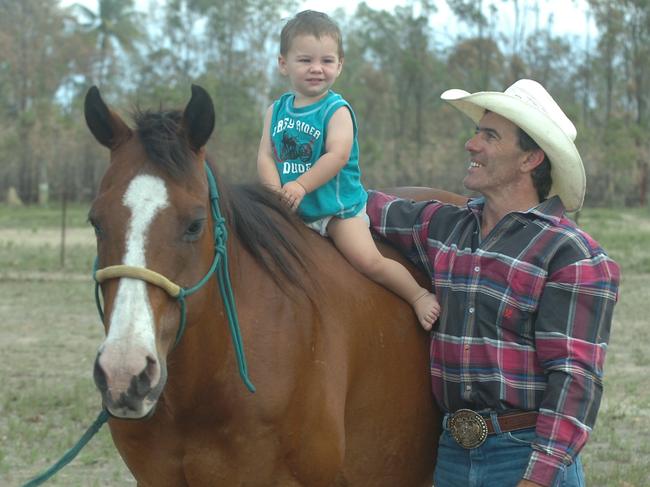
[93,346,166,419]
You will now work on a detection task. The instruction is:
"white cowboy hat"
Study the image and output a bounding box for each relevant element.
[441,79,585,212]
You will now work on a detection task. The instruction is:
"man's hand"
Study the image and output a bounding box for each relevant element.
[281,181,306,211]
[517,480,545,487]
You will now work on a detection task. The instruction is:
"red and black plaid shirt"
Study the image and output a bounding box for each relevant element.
[367,191,620,487]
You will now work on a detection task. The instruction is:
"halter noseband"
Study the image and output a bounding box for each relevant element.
[92,162,255,393]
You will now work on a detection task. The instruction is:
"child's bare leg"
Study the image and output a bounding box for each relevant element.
[327,217,440,330]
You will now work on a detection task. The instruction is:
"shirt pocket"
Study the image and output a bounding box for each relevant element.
[480,258,547,342]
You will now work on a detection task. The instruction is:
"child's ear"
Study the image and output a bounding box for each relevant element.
[278,56,288,76]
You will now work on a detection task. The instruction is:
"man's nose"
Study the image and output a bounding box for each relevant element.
[465,133,479,152]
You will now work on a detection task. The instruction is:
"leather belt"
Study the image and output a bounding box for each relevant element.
[447,409,538,449]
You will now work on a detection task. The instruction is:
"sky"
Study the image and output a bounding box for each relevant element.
[61,0,596,39]
[303,0,594,38]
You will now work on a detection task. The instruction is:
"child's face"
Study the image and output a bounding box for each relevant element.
[278,34,343,102]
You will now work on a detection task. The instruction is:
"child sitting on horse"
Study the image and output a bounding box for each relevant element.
[256,10,440,330]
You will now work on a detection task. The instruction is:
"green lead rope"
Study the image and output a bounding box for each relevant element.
[21,411,109,487]
[22,162,254,486]
[203,162,255,392]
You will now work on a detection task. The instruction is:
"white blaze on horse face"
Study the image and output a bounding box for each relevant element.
[103,174,169,352]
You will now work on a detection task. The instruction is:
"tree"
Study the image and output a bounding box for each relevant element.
[446,0,501,88]
[0,0,81,203]
[72,0,143,87]
[172,0,297,181]
[588,0,650,206]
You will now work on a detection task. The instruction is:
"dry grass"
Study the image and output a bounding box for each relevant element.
[0,205,648,486]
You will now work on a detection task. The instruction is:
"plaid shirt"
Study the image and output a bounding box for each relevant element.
[367,191,620,487]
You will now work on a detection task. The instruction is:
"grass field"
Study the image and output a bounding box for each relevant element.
[1,203,648,486]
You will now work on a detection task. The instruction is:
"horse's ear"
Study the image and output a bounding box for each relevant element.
[84,86,132,149]
[182,84,215,153]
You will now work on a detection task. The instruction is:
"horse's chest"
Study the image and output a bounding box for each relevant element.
[119,423,320,486]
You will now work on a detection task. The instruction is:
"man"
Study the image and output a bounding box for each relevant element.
[367,79,620,487]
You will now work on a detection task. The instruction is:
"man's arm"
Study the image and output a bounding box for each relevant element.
[366,190,443,264]
[380,186,469,206]
[525,251,620,487]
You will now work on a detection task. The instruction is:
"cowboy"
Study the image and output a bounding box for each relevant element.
[366,79,620,487]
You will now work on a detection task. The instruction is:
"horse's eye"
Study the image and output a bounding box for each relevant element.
[184,219,205,241]
[89,218,103,239]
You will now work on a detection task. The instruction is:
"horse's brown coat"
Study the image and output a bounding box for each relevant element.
[85,85,466,486]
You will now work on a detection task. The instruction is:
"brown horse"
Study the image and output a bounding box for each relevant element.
[84,85,464,486]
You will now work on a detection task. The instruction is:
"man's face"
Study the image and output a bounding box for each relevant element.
[463,111,531,199]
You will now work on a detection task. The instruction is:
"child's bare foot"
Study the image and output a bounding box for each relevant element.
[412,291,440,331]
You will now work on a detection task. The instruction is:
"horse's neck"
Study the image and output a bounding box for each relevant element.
[163,239,252,409]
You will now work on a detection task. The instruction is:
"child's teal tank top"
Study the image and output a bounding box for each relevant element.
[270,91,367,223]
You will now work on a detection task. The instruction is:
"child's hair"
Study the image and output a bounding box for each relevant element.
[280,10,344,59]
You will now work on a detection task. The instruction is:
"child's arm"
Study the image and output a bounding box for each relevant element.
[257,105,281,191]
[282,106,354,211]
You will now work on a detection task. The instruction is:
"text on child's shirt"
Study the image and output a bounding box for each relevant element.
[272,117,322,140]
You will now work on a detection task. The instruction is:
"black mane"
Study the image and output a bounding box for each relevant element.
[134,109,191,178]
[132,109,312,291]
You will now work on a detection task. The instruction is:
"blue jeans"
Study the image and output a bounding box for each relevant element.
[434,416,585,487]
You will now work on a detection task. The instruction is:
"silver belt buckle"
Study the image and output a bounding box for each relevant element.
[448,409,488,449]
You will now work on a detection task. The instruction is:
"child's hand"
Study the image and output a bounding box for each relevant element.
[281,181,306,211]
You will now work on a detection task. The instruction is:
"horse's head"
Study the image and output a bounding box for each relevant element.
[85,85,216,419]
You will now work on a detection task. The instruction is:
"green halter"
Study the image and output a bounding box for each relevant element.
[22,162,254,487]
[93,161,255,391]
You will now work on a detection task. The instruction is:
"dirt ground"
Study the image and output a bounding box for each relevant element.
[0,227,95,247]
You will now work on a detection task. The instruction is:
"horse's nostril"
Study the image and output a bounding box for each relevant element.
[93,356,108,393]
[132,355,160,396]
[145,354,158,379]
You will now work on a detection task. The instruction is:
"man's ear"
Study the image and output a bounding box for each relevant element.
[523,148,545,172]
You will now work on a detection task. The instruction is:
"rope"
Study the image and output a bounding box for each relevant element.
[204,162,256,392]
[95,265,182,297]
[21,411,109,487]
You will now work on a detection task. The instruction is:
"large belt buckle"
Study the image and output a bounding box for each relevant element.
[448,409,488,449]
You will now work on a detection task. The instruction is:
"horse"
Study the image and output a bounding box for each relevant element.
[84,84,465,486]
